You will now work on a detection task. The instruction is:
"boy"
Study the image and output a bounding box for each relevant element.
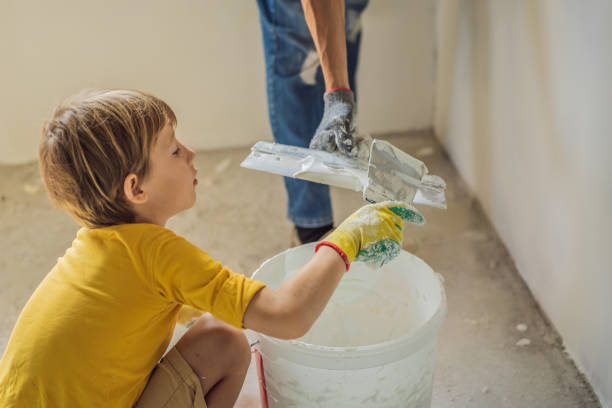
[0,90,415,407]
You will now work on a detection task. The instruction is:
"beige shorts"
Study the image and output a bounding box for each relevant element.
[134,347,206,408]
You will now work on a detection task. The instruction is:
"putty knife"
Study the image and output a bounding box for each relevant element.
[240,139,446,210]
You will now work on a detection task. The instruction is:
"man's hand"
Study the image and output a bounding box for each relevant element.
[316,201,425,269]
[309,89,356,157]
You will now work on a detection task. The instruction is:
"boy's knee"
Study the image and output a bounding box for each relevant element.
[203,322,251,366]
[179,315,250,371]
[210,323,251,371]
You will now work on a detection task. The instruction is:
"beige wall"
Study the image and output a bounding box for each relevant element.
[0,0,434,164]
[435,1,612,406]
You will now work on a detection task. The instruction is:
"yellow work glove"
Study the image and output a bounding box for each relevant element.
[315,201,425,270]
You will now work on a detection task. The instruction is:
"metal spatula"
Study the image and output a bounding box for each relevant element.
[240,139,446,210]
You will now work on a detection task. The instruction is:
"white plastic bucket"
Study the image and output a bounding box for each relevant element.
[251,243,447,408]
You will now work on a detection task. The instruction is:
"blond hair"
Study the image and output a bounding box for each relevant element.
[39,89,177,228]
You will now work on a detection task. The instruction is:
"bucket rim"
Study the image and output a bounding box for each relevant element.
[252,245,447,359]
[258,293,446,358]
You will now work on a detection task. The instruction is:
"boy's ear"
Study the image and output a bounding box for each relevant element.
[123,173,147,204]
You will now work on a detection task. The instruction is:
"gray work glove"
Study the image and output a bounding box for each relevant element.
[309,89,357,157]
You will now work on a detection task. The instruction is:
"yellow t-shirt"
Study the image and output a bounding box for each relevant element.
[0,223,265,407]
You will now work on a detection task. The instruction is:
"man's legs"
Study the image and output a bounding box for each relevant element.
[256,0,368,243]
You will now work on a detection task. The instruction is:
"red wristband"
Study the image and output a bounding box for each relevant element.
[325,87,353,94]
[315,241,351,271]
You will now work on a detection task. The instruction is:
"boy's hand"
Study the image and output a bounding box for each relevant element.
[316,201,425,269]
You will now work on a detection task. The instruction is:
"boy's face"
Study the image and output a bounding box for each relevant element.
[135,123,198,226]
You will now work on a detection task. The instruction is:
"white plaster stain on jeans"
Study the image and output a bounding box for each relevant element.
[300,11,360,85]
[346,10,362,43]
[300,50,320,85]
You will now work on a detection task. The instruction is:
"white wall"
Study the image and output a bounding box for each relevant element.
[0,0,435,164]
[435,1,612,406]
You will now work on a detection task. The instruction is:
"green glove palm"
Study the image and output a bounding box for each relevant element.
[316,201,425,270]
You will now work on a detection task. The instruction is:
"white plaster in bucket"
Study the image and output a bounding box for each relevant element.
[252,243,447,407]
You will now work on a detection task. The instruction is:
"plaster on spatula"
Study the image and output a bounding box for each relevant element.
[240,139,447,210]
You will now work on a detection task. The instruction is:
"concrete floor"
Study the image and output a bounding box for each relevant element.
[0,130,601,407]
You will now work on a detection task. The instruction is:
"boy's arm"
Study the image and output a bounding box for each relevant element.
[243,202,418,339]
[243,246,345,339]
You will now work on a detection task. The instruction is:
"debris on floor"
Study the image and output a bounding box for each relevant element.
[415,146,435,157]
[23,183,41,194]
[516,323,528,332]
[516,338,531,347]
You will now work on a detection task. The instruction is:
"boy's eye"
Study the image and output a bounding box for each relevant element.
[172,146,180,156]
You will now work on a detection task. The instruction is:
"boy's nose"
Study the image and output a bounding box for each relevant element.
[186,146,196,164]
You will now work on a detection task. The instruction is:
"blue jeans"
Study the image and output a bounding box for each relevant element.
[256,0,368,228]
